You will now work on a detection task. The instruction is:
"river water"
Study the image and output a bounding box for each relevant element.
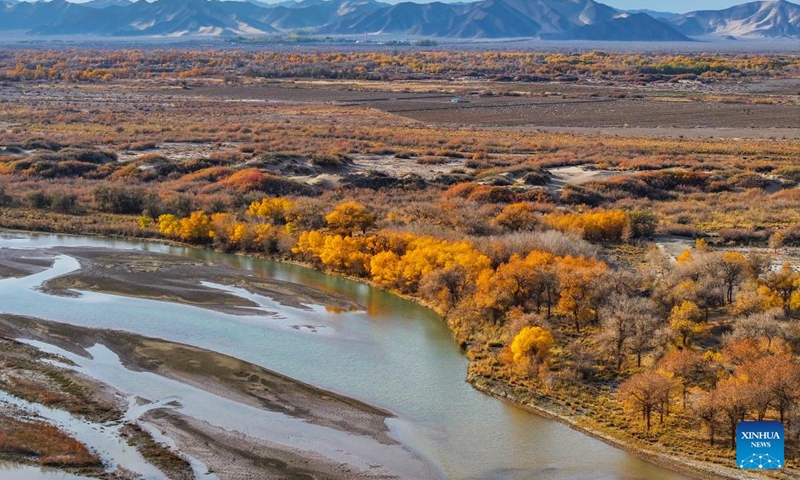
[0,231,690,480]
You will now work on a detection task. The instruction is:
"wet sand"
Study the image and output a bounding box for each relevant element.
[145,410,395,480]
[0,249,54,279]
[0,330,192,479]
[0,314,433,480]
[35,247,361,315]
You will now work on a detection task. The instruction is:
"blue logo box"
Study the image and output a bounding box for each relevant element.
[737,421,784,470]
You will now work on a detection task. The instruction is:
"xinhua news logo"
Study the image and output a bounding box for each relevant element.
[737,421,784,470]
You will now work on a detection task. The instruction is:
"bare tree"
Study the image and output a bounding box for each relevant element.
[618,370,674,432]
[628,301,663,368]
[713,377,753,449]
[693,389,721,446]
[727,309,786,349]
[599,295,660,371]
[695,251,750,304]
[658,349,708,410]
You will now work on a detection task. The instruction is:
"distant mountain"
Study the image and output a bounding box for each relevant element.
[248,0,300,7]
[261,0,386,30]
[669,0,800,38]
[1,0,798,40]
[505,0,620,34]
[626,8,677,20]
[1,0,89,31]
[322,2,464,37]
[547,12,690,41]
[324,0,628,38]
[24,0,279,35]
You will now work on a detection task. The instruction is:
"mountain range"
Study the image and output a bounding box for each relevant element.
[0,0,798,40]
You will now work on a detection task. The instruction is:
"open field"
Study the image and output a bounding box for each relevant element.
[386,96,800,129]
[156,80,800,131]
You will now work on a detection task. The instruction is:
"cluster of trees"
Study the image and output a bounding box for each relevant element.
[152,197,800,372]
[156,197,309,251]
[251,196,800,462]
[621,333,800,450]
[597,245,800,465]
[156,199,624,339]
[148,197,800,358]
[3,49,796,83]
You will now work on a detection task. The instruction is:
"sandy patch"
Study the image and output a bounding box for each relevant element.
[547,164,629,189]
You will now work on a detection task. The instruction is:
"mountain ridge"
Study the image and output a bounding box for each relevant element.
[668,0,800,38]
[1,0,798,40]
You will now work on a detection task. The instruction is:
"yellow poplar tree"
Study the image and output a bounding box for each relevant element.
[510,326,554,363]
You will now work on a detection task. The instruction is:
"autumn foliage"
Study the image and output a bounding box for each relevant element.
[510,326,554,364]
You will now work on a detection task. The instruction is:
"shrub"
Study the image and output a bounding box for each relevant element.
[50,191,80,214]
[65,148,117,164]
[727,172,768,189]
[311,152,350,168]
[94,186,145,214]
[168,194,196,217]
[660,223,701,237]
[23,139,62,151]
[521,171,549,186]
[0,183,12,207]
[28,191,51,209]
[129,141,157,151]
[559,185,605,207]
[718,228,768,244]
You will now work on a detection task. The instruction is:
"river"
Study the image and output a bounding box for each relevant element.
[0,231,689,480]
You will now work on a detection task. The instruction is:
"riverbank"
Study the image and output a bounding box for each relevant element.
[469,377,763,480]
[271,249,790,480]
[222,246,789,479]
[0,228,781,479]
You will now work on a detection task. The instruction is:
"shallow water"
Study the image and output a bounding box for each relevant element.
[0,231,692,480]
[30,344,219,480]
[0,390,167,479]
[0,464,95,480]
[23,340,431,479]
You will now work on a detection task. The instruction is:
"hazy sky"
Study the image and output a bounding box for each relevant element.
[600,0,755,13]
